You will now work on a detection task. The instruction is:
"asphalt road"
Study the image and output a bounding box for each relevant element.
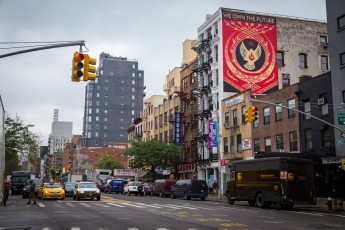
[1,193,345,230]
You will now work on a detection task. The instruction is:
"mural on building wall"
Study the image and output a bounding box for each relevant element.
[222,9,278,94]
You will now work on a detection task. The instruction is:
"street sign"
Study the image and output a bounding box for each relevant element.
[336,140,345,145]
[337,113,345,126]
[341,132,345,138]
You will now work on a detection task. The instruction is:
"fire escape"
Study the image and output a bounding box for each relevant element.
[191,37,213,167]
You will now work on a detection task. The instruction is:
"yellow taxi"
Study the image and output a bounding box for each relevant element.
[38,182,65,200]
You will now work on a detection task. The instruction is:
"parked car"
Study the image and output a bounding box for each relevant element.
[22,179,42,199]
[142,182,153,196]
[38,182,65,200]
[151,179,176,198]
[123,181,144,196]
[171,179,208,200]
[105,179,128,194]
[73,182,101,200]
[63,182,76,197]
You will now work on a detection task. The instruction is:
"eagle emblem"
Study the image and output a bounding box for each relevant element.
[240,42,262,71]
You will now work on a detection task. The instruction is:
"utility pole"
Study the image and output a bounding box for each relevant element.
[0,41,85,59]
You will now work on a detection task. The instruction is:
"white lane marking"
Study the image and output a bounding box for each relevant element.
[107,203,126,208]
[152,204,183,209]
[80,203,90,207]
[120,203,145,208]
[325,224,344,227]
[38,203,45,207]
[293,211,324,216]
[134,203,162,209]
[71,228,81,230]
[128,228,140,230]
[42,228,51,230]
[94,203,110,208]
[264,221,283,224]
[66,203,75,207]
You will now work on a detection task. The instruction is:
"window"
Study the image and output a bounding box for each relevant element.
[321,128,330,147]
[321,55,329,70]
[224,112,230,127]
[132,73,135,77]
[275,103,282,121]
[288,99,296,118]
[237,134,242,153]
[230,136,235,154]
[132,95,135,100]
[223,137,229,154]
[254,138,260,152]
[263,107,270,125]
[264,137,271,152]
[132,64,135,68]
[303,99,311,120]
[338,14,345,30]
[215,45,218,62]
[289,131,298,152]
[253,113,259,127]
[320,36,328,46]
[277,51,284,67]
[299,53,307,68]
[241,106,246,124]
[276,134,284,150]
[233,109,238,126]
[305,129,313,150]
[341,52,345,66]
[319,94,328,115]
[282,74,290,88]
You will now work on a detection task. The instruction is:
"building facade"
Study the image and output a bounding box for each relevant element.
[194,8,328,195]
[326,0,345,158]
[82,52,144,147]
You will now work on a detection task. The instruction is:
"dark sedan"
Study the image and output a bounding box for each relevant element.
[63,182,76,197]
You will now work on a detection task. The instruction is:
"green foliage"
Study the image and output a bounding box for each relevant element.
[4,115,40,173]
[124,139,182,179]
[97,154,124,170]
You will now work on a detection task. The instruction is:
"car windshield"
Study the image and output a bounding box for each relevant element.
[64,183,75,188]
[79,183,97,188]
[33,180,42,186]
[131,182,142,186]
[43,183,61,188]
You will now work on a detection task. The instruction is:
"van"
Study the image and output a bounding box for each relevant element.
[171,179,208,200]
[151,179,176,197]
[105,179,128,194]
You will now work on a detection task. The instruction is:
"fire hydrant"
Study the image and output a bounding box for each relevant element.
[327,197,333,210]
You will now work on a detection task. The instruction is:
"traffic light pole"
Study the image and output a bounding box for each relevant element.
[250,98,345,133]
[0,41,85,59]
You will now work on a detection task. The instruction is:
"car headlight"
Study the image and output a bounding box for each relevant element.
[44,191,49,194]
[96,190,100,193]
[80,191,84,194]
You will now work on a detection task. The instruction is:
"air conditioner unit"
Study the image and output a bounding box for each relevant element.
[318,98,325,105]
[224,122,230,128]
[321,42,328,48]
[190,101,194,105]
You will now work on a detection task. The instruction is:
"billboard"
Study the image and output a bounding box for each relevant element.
[174,112,182,146]
[222,9,278,94]
[208,121,218,148]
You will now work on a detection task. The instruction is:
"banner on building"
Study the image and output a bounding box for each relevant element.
[208,121,218,148]
[222,9,278,94]
[174,112,182,146]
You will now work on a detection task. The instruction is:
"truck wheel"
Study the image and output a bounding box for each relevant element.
[227,195,235,205]
[184,193,191,200]
[256,193,267,209]
[248,200,255,207]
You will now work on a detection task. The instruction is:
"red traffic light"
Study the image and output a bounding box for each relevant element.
[76,53,84,61]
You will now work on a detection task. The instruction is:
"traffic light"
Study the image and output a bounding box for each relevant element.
[83,54,97,81]
[245,105,258,123]
[245,106,253,123]
[71,52,84,82]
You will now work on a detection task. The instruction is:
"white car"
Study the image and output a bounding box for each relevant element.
[73,182,101,200]
[123,181,144,196]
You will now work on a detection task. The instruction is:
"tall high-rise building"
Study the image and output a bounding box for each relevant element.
[82,52,144,147]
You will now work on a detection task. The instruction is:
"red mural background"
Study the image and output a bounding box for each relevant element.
[222,10,278,94]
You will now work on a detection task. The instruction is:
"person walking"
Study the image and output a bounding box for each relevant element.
[27,180,36,205]
[212,180,218,195]
[2,181,10,207]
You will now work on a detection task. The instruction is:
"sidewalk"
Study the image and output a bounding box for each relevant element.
[206,194,345,214]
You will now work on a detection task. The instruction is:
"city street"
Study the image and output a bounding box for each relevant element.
[1,193,345,230]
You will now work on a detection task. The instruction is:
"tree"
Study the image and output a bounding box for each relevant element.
[97,154,124,170]
[124,139,182,180]
[4,115,40,174]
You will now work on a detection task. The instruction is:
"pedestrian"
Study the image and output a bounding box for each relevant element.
[27,180,36,205]
[212,180,218,195]
[2,181,10,207]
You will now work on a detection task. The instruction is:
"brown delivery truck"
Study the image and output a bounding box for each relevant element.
[225,157,316,209]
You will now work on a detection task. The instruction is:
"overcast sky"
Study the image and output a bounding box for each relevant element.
[0,0,327,145]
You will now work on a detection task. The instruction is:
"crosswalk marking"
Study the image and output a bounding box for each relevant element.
[107,203,125,208]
